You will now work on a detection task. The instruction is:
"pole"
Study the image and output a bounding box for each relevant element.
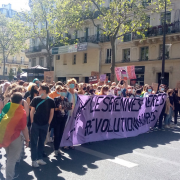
[161,0,167,85]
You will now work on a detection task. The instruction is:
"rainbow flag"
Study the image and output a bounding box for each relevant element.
[0,102,27,148]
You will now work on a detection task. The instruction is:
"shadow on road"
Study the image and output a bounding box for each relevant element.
[0,126,180,180]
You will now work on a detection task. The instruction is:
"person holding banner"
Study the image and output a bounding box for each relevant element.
[99,85,109,95]
[66,78,78,150]
[144,86,153,97]
[78,83,85,95]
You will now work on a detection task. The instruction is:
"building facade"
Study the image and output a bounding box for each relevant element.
[53,0,180,88]
[0,3,29,79]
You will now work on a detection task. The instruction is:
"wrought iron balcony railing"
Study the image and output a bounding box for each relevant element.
[132,21,180,40]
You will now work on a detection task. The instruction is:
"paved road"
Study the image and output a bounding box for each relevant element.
[1,121,180,180]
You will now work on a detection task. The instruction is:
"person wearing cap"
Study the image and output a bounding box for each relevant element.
[33,78,40,88]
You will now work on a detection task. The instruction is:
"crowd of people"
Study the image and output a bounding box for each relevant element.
[0,78,180,180]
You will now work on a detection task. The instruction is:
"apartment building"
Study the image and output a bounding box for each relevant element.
[25,0,54,70]
[0,3,29,79]
[53,0,180,87]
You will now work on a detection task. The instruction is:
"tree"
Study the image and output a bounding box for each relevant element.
[23,0,71,71]
[9,68,14,81]
[62,0,171,81]
[0,13,29,79]
[17,66,22,73]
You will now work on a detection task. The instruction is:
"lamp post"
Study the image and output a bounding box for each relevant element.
[161,0,167,85]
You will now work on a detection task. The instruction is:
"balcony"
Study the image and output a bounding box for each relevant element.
[132,21,180,40]
[105,58,111,64]
[122,59,130,63]
[5,59,29,65]
[77,34,110,44]
[139,57,149,61]
[25,45,46,53]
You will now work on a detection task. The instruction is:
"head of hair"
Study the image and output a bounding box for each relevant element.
[40,83,50,94]
[49,84,53,89]
[60,87,67,92]
[136,89,142,95]
[143,84,149,92]
[67,78,77,85]
[56,81,63,86]
[167,89,173,95]
[56,85,62,91]
[3,85,13,98]
[19,80,25,86]
[146,85,153,92]
[100,85,109,95]
[27,83,36,92]
[11,92,23,104]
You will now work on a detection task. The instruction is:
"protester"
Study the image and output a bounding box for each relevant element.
[165,89,174,128]
[24,83,38,100]
[66,78,78,149]
[99,85,109,95]
[49,85,62,99]
[30,83,55,167]
[144,86,153,97]
[32,78,40,88]
[0,92,29,180]
[54,87,71,154]
[173,88,180,126]
[77,83,84,95]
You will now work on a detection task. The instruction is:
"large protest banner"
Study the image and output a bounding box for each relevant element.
[60,94,167,147]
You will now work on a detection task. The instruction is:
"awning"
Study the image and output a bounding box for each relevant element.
[22,65,49,73]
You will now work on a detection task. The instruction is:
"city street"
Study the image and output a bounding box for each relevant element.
[1,120,180,180]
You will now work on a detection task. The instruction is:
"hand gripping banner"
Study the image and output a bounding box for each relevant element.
[60,94,167,147]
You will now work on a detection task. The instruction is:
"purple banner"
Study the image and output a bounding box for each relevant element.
[60,94,167,147]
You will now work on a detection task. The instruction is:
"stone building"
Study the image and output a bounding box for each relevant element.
[52,0,180,88]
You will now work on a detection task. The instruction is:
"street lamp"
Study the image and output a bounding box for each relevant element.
[161,0,167,85]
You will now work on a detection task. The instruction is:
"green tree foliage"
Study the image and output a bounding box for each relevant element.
[23,0,70,70]
[17,66,23,73]
[9,68,14,81]
[61,0,171,81]
[0,13,29,78]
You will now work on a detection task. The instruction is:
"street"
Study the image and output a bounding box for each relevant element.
[1,119,180,180]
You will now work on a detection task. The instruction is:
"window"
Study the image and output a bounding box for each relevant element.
[84,28,89,41]
[32,58,36,67]
[73,55,76,65]
[123,49,130,62]
[5,67,7,75]
[75,30,78,39]
[84,53,87,63]
[161,12,171,25]
[56,55,60,60]
[39,57,44,66]
[142,0,151,6]
[159,44,170,59]
[21,57,24,64]
[140,47,149,61]
[106,49,111,63]
[13,56,16,62]
[97,25,100,40]
[123,33,131,42]
[12,68,16,75]
[63,59,67,65]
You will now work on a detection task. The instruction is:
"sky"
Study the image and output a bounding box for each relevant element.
[0,0,30,12]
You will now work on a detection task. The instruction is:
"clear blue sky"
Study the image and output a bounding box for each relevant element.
[1,0,30,11]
